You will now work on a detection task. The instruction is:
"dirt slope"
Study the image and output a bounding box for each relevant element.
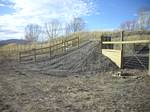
[19,41,118,74]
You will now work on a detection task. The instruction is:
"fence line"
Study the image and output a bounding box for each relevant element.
[19,37,79,63]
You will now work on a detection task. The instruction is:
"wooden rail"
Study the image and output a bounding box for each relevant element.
[19,37,79,63]
[102,40,150,44]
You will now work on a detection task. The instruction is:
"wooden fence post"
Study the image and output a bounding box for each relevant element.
[121,31,124,69]
[33,49,36,62]
[64,40,66,53]
[149,44,150,75]
[77,36,79,48]
[19,52,21,63]
[66,40,68,51]
[100,35,103,53]
[62,40,64,53]
[49,46,51,58]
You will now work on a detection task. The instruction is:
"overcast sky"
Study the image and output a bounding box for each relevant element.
[0,0,150,40]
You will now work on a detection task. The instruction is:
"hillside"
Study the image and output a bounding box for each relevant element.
[0,39,29,47]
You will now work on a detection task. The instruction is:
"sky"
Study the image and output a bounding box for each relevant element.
[0,0,150,40]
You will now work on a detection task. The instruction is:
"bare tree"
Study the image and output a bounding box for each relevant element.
[137,7,150,30]
[25,24,41,42]
[45,19,62,40]
[65,17,85,35]
[120,20,136,31]
[119,7,150,31]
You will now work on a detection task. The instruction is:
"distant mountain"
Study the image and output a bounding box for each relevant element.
[0,39,30,47]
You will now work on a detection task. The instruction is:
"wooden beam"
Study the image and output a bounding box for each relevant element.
[103,40,150,44]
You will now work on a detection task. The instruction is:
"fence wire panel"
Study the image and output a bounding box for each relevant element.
[123,44,149,70]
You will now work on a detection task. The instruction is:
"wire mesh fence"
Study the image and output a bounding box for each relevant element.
[123,44,149,70]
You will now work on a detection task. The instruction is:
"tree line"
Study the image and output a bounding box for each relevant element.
[25,17,85,42]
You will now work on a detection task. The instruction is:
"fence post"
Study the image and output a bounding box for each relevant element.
[100,35,103,53]
[149,44,150,75]
[33,49,36,62]
[19,52,21,63]
[66,40,68,52]
[64,40,66,53]
[121,31,124,69]
[49,46,51,58]
[77,36,79,48]
[62,40,64,53]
